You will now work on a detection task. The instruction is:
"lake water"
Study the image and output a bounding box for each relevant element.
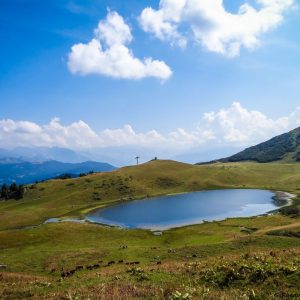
[86,189,285,230]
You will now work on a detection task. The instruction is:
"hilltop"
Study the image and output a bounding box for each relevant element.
[198,126,300,164]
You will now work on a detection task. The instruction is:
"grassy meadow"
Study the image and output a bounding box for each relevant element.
[0,160,299,299]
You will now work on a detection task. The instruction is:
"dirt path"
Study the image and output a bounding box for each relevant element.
[256,220,300,235]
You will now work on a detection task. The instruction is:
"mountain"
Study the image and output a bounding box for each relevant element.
[0,160,116,185]
[198,127,300,164]
[0,147,90,163]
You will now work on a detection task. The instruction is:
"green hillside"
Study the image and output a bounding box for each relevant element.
[1,160,300,231]
[200,126,300,163]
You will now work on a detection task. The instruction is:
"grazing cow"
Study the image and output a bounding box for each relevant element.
[118,260,124,264]
[157,261,162,265]
[192,254,197,258]
[133,261,140,265]
[107,261,115,266]
[61,270,75,278]
[93,264,100,269]
[76,265,83,270]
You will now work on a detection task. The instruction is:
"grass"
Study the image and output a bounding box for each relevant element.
[0,160,300,299]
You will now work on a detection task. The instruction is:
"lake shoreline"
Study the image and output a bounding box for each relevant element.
[42,189,296,231]
[84,189,295,231]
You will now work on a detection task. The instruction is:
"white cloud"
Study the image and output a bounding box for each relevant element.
[94,11,132,46]
[0,118,98,149]
[139,0,294,57]
[68,11,172,80]
[139,2,187,48]
[1,103,300,154]
[200,102,300,144]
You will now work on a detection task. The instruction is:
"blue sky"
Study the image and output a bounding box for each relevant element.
[0,0,300,163]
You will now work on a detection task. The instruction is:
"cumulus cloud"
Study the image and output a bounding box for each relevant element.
[139,0,294,57]
[1,103,300,153]
[68,11,172,80]
[200,102,300,144]
[139,1,187,48]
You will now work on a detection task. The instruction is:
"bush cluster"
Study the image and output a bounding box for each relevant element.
[0,183,24,200]
[279,205,300,216]
[200,253,299,288]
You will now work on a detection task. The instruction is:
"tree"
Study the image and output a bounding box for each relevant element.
[56,173,72,180]
[10,182,18,192]
[1,184,8,199]
[16,185,25,199]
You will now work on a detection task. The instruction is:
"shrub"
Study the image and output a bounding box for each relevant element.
[55,173,72,180]
[279,206,300,216]
[267,230,300,238]
[127,267,149,281]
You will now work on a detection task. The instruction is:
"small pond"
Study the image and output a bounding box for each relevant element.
[86,189,289,230]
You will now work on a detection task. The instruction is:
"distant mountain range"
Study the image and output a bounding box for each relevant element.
[0,146,137,167]
[198,127,300,164]
[0,147,90,164]
[0,160,116,185]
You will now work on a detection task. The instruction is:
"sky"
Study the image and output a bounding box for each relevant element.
[0,0,300,164]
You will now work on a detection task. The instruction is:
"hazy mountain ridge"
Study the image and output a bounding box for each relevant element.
[0,160,116,185]
[198,127,300,164]
[0,147,90,164]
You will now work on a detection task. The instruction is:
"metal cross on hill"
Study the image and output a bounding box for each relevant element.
[135,156,140,165]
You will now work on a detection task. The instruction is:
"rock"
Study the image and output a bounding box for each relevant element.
[153,231,162,236]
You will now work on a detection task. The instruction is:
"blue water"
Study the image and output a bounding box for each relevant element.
[86,189,282,230]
